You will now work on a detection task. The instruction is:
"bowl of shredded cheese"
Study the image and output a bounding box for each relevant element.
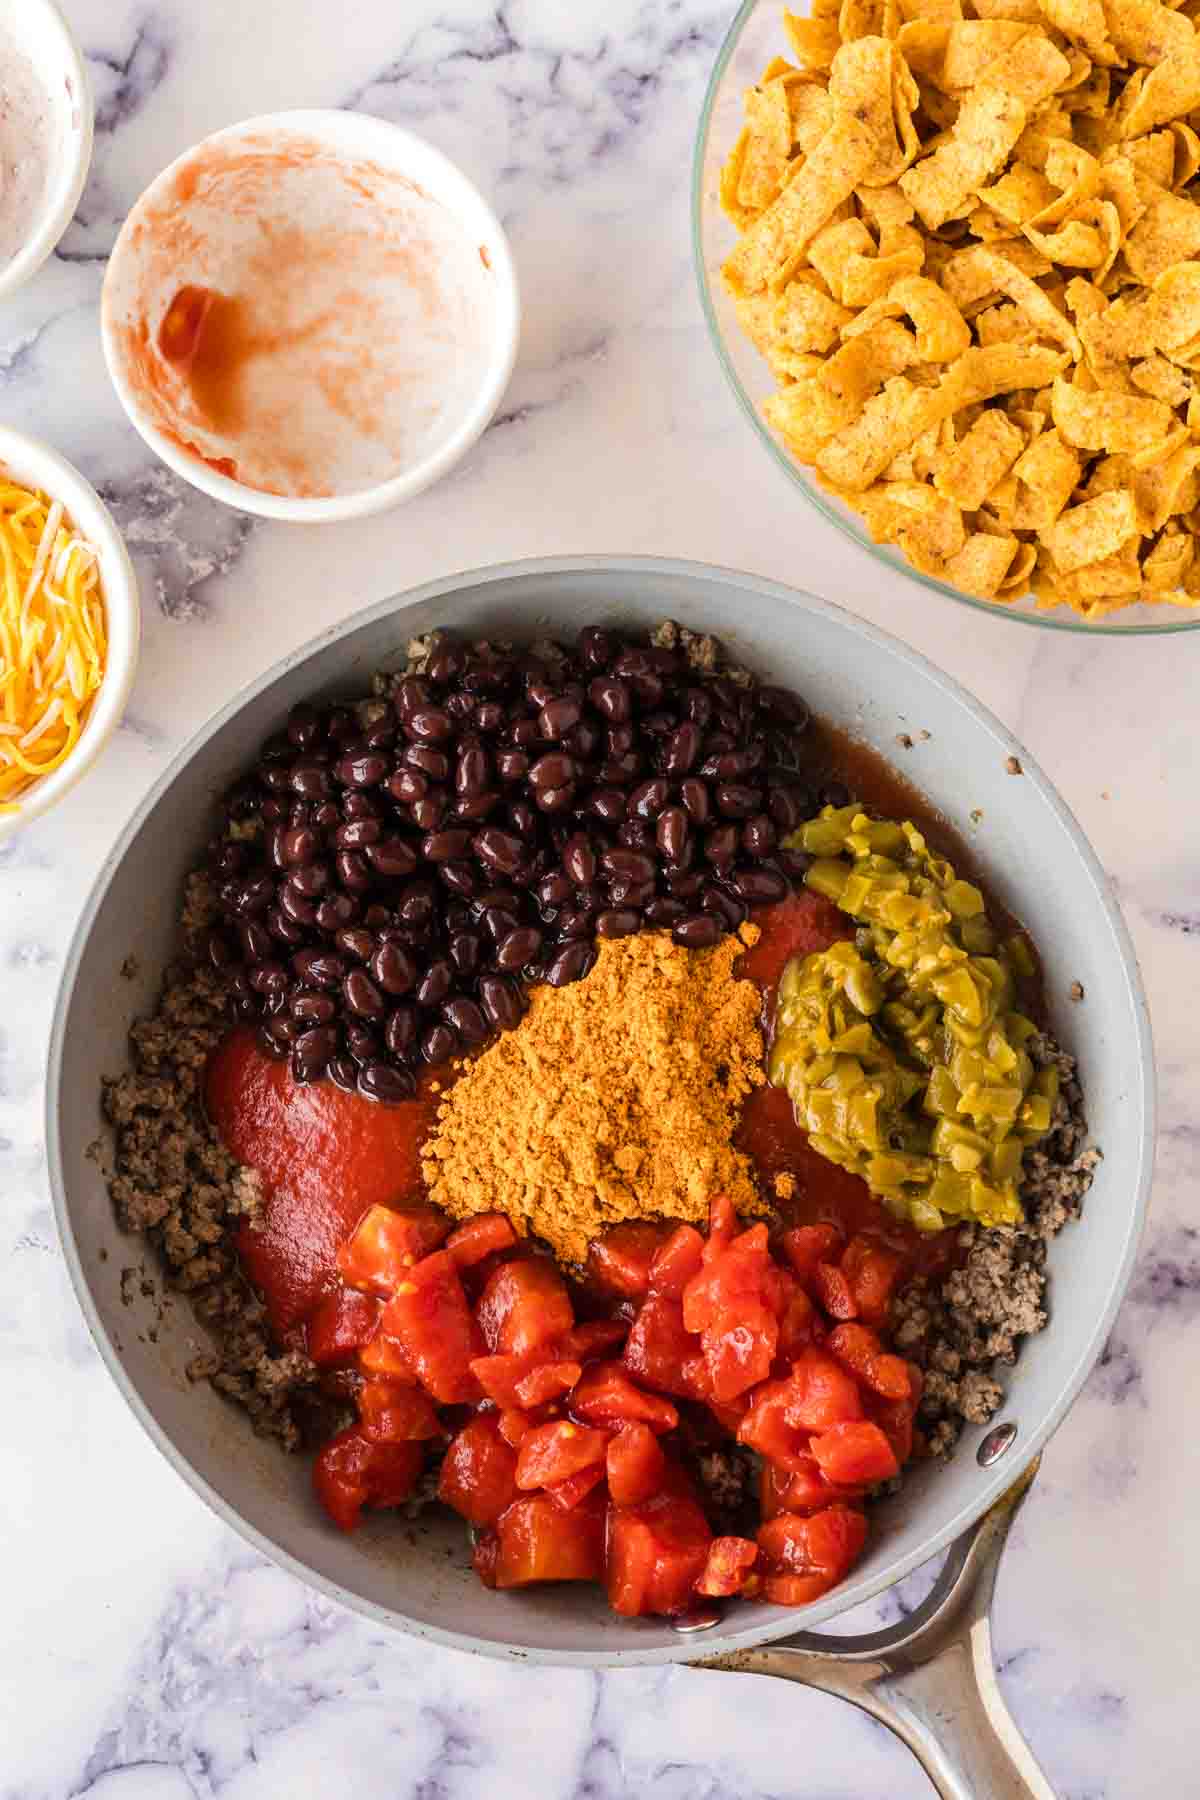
[0,426,139,835]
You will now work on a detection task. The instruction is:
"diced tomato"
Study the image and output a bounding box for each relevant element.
[705,1391,751,1435]
[607,1472,713,1617]
[477,1257,574,1357]
[606,1422,667,1508]
[764,1571,837,1606]
[359,1331,417,1381]
[312,1426,423,1531]
[683,1223,771,1333]
[358,1379,441,1443]
[514,1360,582,1408]
[703,1306,778,1403]
[811,1262,858,1321]
[648,1224,705,1298]
[571,1361,680,1433]
[305,1287,380,1367]
[337,1203,450,1296]
[758,1505,868,1579]
[515,1421,609,1491]
[623,1295,700,1397]
[546,1464,607,1511]
[696,1535,759,1597]
[841,1235,905,1327]
[589,1221,672,1299]
[864,1367,923,1465]
[780,1223,844,1286]
[826,1323,912,1401]
[783,1349,864,1431]
[759,1460,793,1521]
[493,1491,607,1587]
[559,1319,629,1362]
[810,1420,899,1486]
[438,1414,520,1528]
[498,1407,534,1448]
[470,1351,545,1409]
[380,1249,484,1404]
[446,1212,518,1268]
[703,1193,740,1261]
[738,1378,812,1474]
[776,1282,821,1362]
[772,1452,864,1515]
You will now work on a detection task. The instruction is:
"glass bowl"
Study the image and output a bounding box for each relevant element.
[691,0,1200,634]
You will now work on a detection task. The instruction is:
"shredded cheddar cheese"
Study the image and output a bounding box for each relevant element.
[0,476,105,812]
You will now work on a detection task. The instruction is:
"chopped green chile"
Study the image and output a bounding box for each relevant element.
[769,806,1056,1233]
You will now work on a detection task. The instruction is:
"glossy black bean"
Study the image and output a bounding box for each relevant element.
[248,958,289,996]
[417,959,454,1007]
[388,767,427,806]
[443,996,490,1045]
[259,796,288,823]
[660,721,700,776]
[508,800,538,839]
[399,748,447,786]
[475,884,522,913]
[777,847,813,883]
[588,787,626,824]
[732,866,789,904]
[336,751,388,788]
[545,941,595,988]
[267,907,307,947]
[397,880,438,926]
[326,707,359,744]
[554,905,594,940]
[528,752,575,792]
[703,823,739,868]
[280,826,318,867]
[236,874,275,917]
[644,897,685,926]
[565,720,600,760]
[510,719,539,749]
[342,791,382,822]
[287,703,322,749]
[666,869,706,900]
[701,744,765,781]
[605,724,634,758]
[533,784,574,815]
[767,786,804,832]
[496,748,530,782]
[535,870,575,908]
[341,970,385,1020]
[206,930,236,971]
[411,794,447,832]
[606,875,655,909]
[475,701,505,733]
[292,989,337,1024]
[314,800,341,830]
[364,717,396,751]
[289,862,329,898]
[757,685,810,727]
[261,765,292,795]
[601,847,656,884]
[363,836,416,879]
[335,850,372,892]
[673,913,721,949]
[393,675,432,719]
[327,1055,358,1093]
[742,814,776,858]
[290,1027,335,1083]
[455,789,501,822]
[476,974,520,1031]
[335,927,375,962]
[616,818,653,851]
[656,806,688,861]
[448,930,482,977]
[589,677,632,723]
[702,884,747,930]
[596,908,641,938]
[345,1021,381,1065]
[539,697,583,739]
[578,626,615,669]
[421,1022,459,1066]
[428,642,467,685]
[496,926,543,970]
[418,829,469,864]
[405,706,453,744]
[438,861,477,897]
[678,778,710,826]
[446,691,476,721]
[337,818,381,850]
[714,782,760,819]
[358,1061,415,1103]
[370,941,417,995]
[291,949,347,989]
[482,905,520,945]
[456,745,490,795]
[560,832,595,885]
[474,827,525,874]
[315,893,358,932]
[289,760,333,799]
[630,777,670,820]
[599,752,641,786]
[385,1003,419,1058]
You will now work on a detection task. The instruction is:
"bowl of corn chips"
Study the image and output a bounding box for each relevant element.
[693,0,1200,628]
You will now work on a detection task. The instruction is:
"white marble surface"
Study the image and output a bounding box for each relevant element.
[3,2,1198,1794]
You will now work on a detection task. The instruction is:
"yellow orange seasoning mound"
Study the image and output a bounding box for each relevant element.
[0,476,105,811]
[421,927,770,1264]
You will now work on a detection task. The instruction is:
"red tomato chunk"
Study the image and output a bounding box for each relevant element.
[491,1491,607,1588]
[515,1421,610,1491]
[608,1475,714,1617]
[477,1257,574,1357]
[305,1287,380,1367]
[438,1415,519,1529]
[337,1203,450,1296]
[380,1251,484,1404]
[313,1427,423,1532]
[588,1221,672,1299]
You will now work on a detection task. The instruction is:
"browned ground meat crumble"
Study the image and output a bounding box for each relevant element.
[98,632,1100,1469]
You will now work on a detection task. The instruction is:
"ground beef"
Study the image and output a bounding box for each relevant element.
[892,1032,1101,1455]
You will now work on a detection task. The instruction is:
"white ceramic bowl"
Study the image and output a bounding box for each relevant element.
[0,427,140,838]
[100,110,521,523]
[0,0,93,302]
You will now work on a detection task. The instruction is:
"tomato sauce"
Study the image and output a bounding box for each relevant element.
[206,1027,436,1335]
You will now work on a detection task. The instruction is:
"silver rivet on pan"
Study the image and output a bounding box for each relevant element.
[977,1421,1018,1466]
[671,1607,722,1633]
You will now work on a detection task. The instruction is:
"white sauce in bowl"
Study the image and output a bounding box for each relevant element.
[0,21,53,269]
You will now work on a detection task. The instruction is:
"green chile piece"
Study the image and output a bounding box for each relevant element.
[770,807,1055,1233]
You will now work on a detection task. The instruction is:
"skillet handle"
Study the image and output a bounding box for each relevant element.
[699,1459,1055,1800]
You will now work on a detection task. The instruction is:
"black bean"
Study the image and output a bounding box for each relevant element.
[589,677,632,723]
[579,626,615,669]
[704,823,740,867]
[673,913,721,949]
[715,783,760,820]
[405,746,450,781]
[315,893,358,932]
[364,717,396,750]
[228,968,253,1004]
[287,703,322,748]
[644,897,685,926]
[758,685,810,727]
[630,777,670,820]
[443,996,490,1045]
[599,751,641,786]
[701,745,765,781]
[422,828,472,864]
[446,691,476,721]
[702,884,747,929]
[475,701,505,733]
[326,1056,358,1093]
[529,752,576,791]
[342,970,385,1020]
[478,973,522,1030]
[206,931,236,971]
[606,876,655,909]
[448,931,482,977]
[535,870,575,908]
[342,791,382,822]
[496,748,530,782]
[292,1026,337,1082]
[406,706,453,743]
[767,786,804,832]
[474,827,525,874]
[438,861,477,898]
[508,800,538,839]
[588,787,627,824]
[266,1013,301,1045]
[657,807,688,861]
[510,719,539,749]
[289,862,329,898]
[607,724,635,757]
[662,721,701,775]
[260,796,287,823]
[476,884,522,913]
[394,675,432,719]
[535,784,575,815]
[314,801,340,830]
[281,826,318,866]
[680,778,711,825]
[666,869,706,900]
[561,832,595,885]
[358,1061,415,1103]
[411,794,447,831]
[545,941,595,987]
[262,765,292,795]
[337,818,382,849]
[292,949,347,989]
[289,760,333,799]
[539,697,583,739]
[335,850,372,892]
[336,751,388,788]
[496,926,543,970]
[742,814,776,858]
[617,818,653,851]
[417,959,454,1007]
[554,905,594,940]
[428,642,467,685]
[388,767,427,806]
[777,847,813,883]
[596,908,641,938]
[292,989,337,1024]
[326,707,359,744]
[397,880,438,926]
[345,1020,380,1064]
[268,907,307,946]
[455,790,501,822]
[240,919,275,961]
[333,927,373,962]
[421,1022,459,1066]
[386,1004,419,1058]
[565,720,600,760]
[370,941,417,995]
[732,866,789,904]
[457,745,490,795]
[601,847,656,884]
[248,958,289,996]
[483,906,520,944]
[237,874,276,917]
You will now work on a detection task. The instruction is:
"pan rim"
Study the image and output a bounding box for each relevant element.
[46,553,1155,1666]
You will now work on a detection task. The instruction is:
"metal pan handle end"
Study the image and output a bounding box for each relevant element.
[700,1459,1054,1800]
